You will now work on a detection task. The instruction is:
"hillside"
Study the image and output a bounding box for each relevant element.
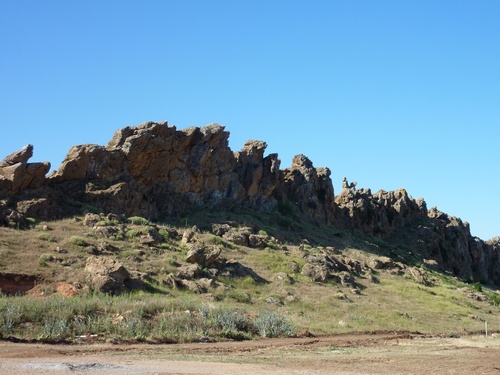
[0,120,499,342]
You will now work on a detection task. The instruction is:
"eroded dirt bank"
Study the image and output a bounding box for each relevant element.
[1,333,499,374]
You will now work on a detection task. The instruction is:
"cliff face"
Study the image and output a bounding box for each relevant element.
[1,120,499,285]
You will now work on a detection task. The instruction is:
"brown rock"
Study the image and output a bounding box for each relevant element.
[3,144,33,164]
[179,279,206,293]
[175,264,200,279]
[84,256,130,294]
[84,213,102,226]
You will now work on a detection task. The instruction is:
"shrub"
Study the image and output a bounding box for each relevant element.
[39,253,54,266]
[69,236,89,247]
[253,311,296,338]
[158,229,170,240]
[227,290,252,304]
[199,306,252,340]
[38,233,57,242]
[128,216,149,226]
[125,229,139,239]
[485,291,500,307]
[39,318,71,340]
[471,282,483,293]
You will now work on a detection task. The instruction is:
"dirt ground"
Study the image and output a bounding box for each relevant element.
[0,333,499,375]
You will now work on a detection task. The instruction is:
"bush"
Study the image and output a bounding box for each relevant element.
[128,216,149,226]
[39,253,54,266]
[471,282,483,293]
[125,229,139,239]
[485,291,500,307]
[199,306,252,340]
[69,236,89,247]
[38,233,57,242]
[253,311,296,338]
[227,290,252,304]
[158,229,170,240]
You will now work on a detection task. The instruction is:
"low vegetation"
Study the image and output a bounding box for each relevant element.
[0,208,499,343]
[0,292,295,342]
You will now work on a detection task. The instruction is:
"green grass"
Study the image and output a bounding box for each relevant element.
[68,236,89,247]
[0,292,295,343]
[0,210,499,343]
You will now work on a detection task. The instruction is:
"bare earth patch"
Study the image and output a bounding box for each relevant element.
[1,333,499,374]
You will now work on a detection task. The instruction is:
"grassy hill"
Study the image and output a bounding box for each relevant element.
[0,208,498,343]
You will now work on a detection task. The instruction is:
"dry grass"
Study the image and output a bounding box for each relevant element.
[0,211,499,342]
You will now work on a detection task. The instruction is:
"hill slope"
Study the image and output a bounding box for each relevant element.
[0,120,499,342]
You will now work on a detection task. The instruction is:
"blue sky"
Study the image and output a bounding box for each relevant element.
[1,1,499,240]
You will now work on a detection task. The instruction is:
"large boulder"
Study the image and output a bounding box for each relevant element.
[3,144,33,164]
[0,144,50,197]
[185,245,222,267]
[84,256,130,295]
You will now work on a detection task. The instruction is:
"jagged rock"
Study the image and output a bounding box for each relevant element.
[162,274,181,289]
[222,228,250,246]
[370,257,398,270]
[182,228,197,244]
[405,267,430,286]
[204,247,222,266]
[334,187,426,237]
[3,144,33,165]
[98,241,119,253]
[211,223,232,236]
[265,296,282,304]
[1,119,500,287]
[277,154,335,223]
[16,198,59,220]
[185,245,222,267]
[93,225,119,238]
[179,279,206,293]
[175,264,200,279]
[0,161,50,197]
[84,213,102,227]
[248,234,268,248]
[301,253,351,283]
[288,261,300,274]
[339,272,357,288]
[84,256,130,295]
[1,209,28,228]
[219,260,267,283]
[185,244,205,264]
[139,227,165,245]
[0,145,51,198]
[301,263,331,282]
[197,277,216,289]
[275,272,294,284]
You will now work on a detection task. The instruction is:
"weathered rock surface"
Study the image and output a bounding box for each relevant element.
[0,144,50,198]
[84,256,131,294]
[1,120,499,286]
[3,144,33,165]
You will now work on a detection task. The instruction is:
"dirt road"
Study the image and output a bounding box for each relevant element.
[1,333,499,374]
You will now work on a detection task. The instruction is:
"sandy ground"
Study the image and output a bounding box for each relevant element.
[1,333,499,375]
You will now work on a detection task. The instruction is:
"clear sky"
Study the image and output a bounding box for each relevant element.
[1,1,499,240]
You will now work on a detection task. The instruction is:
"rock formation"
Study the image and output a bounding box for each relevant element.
[0,144,50,197]
[1,120,499,286]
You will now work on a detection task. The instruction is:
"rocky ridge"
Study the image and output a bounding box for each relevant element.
[1,120,499,285]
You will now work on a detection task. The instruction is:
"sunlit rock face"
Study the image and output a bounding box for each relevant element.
[1,120,499,286]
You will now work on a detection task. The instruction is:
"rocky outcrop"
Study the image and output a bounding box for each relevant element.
[334,184,427,236]
[1,120,499,286]
[0,144,50,198]
[401,207,500,284]
[278,155,335,223]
